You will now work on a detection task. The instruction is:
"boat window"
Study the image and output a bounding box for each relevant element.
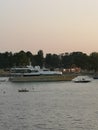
[11,68,39,73]
[27,69,32,73]
[31,70,39,72]
[43,69,49,71]
[11,68,30,73]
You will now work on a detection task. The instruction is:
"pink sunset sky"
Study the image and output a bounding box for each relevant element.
[0,0,98,55]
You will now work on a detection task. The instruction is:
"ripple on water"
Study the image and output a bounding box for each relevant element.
[0,80,98,130]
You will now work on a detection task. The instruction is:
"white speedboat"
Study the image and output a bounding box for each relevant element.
[72,76,92,83]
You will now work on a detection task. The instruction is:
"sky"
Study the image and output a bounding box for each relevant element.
[0,0,98,55]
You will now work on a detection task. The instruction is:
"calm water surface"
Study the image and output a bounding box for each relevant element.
[0,79,98,130]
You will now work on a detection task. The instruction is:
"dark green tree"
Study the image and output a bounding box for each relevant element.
[89,52,98,72]
[15,50,29,66]
[70,52,89,69]
[61,53,71,68]
[45,53,61,68]
[35,50,44,67]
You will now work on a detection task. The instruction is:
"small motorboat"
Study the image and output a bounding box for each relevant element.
[18,89,29,92]
[72,76,92,83]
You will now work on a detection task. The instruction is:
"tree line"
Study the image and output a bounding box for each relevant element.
[0,50,98,72]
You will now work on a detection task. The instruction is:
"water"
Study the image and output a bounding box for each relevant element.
[0,79,98,130]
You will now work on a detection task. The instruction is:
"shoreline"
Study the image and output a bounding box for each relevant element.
[9,74,76,82]
[0,69,96,82]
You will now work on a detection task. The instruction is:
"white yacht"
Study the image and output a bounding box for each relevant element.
[10,65,62,76]
[9,65,65,82]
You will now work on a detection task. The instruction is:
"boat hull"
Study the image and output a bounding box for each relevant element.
[74,80,91,83]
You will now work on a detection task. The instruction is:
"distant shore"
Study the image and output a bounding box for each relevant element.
[0,69,95,80]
